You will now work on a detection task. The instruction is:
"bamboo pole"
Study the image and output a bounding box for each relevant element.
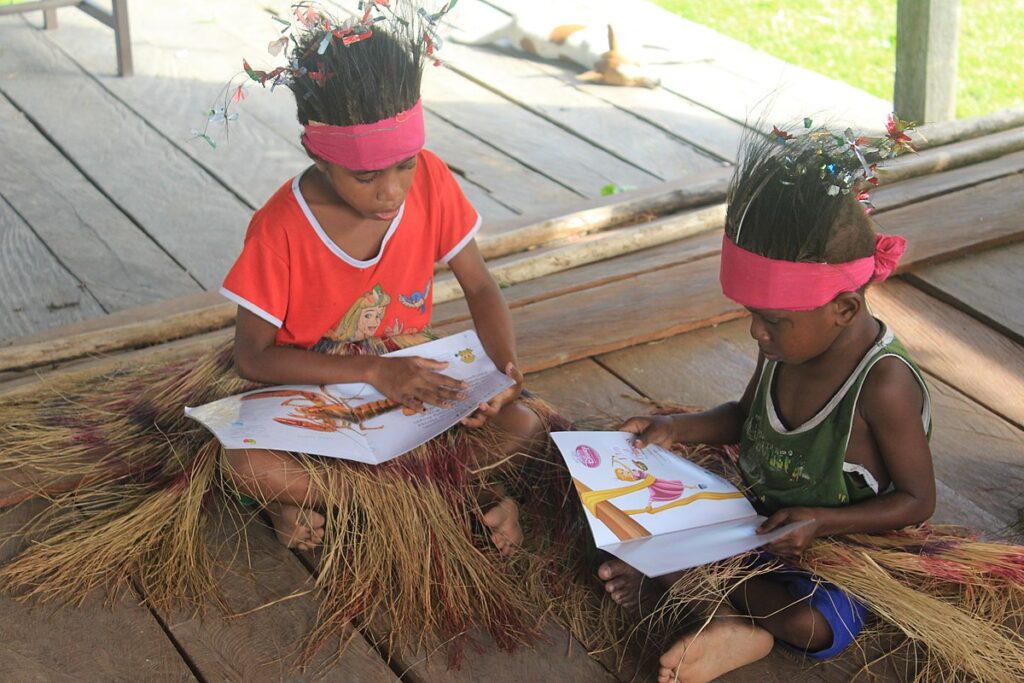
[433,205,726,304]
[3,119,1023,373]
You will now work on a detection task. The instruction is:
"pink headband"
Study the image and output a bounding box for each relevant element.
[302,99,425,171]
[719,233,906,311]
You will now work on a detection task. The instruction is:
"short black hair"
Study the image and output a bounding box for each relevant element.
[287,5,425,128]
[725,126,877,264]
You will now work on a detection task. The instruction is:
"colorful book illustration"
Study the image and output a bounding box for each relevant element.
[552,431,808,576]
[185,331,514,464]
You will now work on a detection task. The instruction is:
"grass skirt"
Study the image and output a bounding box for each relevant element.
[0,333,582,664]
[609,406,1024,682]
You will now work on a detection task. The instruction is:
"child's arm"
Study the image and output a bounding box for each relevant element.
[446,239,522,427]
[233,308,468,412]
[621,356,765,448]
[759,358,935,555]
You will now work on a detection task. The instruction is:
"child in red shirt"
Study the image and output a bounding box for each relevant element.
[219,10,542,555]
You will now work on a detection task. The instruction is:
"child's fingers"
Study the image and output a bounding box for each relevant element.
[461,411,488,428]
[414,357,449,371]
[757,511,789,533]
[400,396,426,413]
[477,400,501,416]
[618,417,649,435]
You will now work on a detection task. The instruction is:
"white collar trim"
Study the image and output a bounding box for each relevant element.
[291,174,405,269]
[766,323,895,435]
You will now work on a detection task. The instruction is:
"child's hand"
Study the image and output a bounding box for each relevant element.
[758,507,822,557]
[371,356,468,413]
[461,362,523,429]
[618,415,679,449]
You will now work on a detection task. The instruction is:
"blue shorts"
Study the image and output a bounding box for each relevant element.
[747,553,869,660]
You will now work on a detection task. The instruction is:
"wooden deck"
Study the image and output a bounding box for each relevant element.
[0,0,895,341]
[2,1,1024,681]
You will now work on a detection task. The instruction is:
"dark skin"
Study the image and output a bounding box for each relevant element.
[233,155,524,420]
[607,291,935,659]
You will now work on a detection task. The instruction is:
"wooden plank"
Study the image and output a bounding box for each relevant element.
[433,230,722,326]
[526,358,647,427]
[0,93,200,312]
[0,17,250,289]
[874,148,1024,212]
[873,172,1024,267]
[439,1,722,178]
[421,62,658,197]
[44,1,553,222]
[439,253,741,373]
[0,192,107,341]
[365,617,618,683]
[868,280,1024,427]
[0,501,196,682]
[907,241,1024,345]
[163,504,398,683]
[598,319,1020,535]
[440,45,723,179]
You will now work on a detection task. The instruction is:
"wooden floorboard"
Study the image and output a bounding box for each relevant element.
[41,1,549,223]
[441,1,723,179]
[0,17,250,290]
[868,280,1024,428]
[161,504,398,683]
[0,502,196,682]
[0,93,200,313]
[0,192,107,341]
[907,241,1024,346]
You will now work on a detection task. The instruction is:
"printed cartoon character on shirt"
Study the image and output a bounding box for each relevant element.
[312,285,392,352]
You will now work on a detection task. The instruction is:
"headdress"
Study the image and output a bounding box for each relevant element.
[719,232,906,311]
[191,1,458,163]
[720,115,917,311]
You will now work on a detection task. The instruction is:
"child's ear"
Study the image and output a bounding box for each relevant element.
[833,292,863,326]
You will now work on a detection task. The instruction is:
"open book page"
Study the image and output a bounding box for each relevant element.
[185,330,514,464]
[552,431,809,576]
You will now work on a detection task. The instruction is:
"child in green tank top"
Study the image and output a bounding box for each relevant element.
[598,121,935,682]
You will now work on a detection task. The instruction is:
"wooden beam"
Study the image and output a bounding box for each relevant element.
[894,0,960,123]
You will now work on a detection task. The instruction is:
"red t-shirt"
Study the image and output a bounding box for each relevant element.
[221,149,480,349]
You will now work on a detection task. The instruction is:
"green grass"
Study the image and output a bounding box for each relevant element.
[653,0,1023,119]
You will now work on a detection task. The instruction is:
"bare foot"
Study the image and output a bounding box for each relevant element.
[598,558,646,610]
[266,503,326,551]
[658,607,773,683]
[481,497,522,556]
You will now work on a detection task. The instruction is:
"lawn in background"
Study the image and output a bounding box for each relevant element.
[653,0,1023,119]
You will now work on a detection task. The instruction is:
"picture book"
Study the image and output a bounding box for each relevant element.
[551,431,808,576]
[185,330,514,465]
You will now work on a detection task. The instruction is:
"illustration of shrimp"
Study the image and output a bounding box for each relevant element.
[241,386,400,432]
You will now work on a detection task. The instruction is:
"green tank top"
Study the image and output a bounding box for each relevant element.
[738,323,931,514]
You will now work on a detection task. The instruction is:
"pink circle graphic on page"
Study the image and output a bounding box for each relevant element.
[574,445,601,468]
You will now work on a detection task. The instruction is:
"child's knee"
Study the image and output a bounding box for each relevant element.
[778,605,833,652]
[222,448,308,502]
[495,402,545,451]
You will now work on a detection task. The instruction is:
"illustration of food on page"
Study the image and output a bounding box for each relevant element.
[185,331,513,464]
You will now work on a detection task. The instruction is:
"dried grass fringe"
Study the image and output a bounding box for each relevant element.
[0,335,585,664]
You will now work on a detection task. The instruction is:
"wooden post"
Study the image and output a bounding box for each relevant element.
[894,0,960,124]
[111,0,133,77]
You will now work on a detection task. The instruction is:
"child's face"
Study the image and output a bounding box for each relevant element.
[318,155,418,222]
[746,304,846,365]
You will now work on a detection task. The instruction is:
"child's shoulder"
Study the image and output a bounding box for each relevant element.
[413,148,458,189]
[858,328,929,426]
[245,175,307,241]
